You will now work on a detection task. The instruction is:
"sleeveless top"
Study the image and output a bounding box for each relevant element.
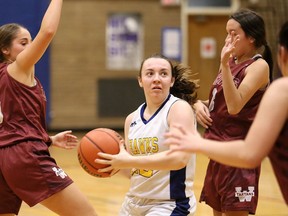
[204,56,267,141]
[268,120,288,204]
[127,94,196,200]
[0,63,51,147]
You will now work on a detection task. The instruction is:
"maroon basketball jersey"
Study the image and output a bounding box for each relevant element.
[204,56,267,141]
[268,121,288,204]
[0,63,51,147]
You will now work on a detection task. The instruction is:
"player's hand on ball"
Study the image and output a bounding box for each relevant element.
[96,144,132,173]
[51,130,78,149]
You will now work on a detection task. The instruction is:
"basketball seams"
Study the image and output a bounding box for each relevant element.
[77,128,122,178]
[78,139,109,177]
[78,138,101,170]
[85,134,105,152]
[94,128,121,153]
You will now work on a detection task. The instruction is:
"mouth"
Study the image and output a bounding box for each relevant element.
[152,86,162,90]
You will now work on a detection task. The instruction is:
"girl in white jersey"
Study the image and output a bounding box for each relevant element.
[96,54,199,216]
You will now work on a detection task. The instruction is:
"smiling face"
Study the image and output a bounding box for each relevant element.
[138,57,175,104]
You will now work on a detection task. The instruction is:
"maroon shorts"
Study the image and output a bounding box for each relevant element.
[0,140,73,214]
[200,160,260,214]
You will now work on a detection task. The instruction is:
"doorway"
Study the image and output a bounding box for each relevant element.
[187,15,228,99]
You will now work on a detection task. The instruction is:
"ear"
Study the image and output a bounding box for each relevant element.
[170,77,175,87]
[138,76,143,88]
[250,39,255,44]
[279,46,288,64]
[1,47,9,55]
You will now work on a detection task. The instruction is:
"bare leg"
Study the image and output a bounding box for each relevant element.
[40,183,97,216]
[213,209,224,216]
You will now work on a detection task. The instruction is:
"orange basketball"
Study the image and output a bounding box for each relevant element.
[77,128,122,178]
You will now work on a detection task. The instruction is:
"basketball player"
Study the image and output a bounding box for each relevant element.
[96,54,199,215]
[0,0,97,215]
[177,9,273,216]
[164,21,288,206]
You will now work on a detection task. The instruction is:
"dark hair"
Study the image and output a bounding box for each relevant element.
[230,8,274,81]
[279,21,288,49]
[139,54,199,105]
[0,23,25,62]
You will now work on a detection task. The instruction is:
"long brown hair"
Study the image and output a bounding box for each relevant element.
[0,23,25,63]
[139,54,199,105]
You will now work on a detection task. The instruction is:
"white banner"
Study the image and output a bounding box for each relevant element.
[106,14,143,70]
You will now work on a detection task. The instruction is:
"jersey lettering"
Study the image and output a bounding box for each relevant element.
[129,137,159,155]
[131,168,153,178]
[235,186,255,202]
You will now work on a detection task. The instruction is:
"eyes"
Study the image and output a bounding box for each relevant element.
[144,70,170,77]
[17,38,31,47]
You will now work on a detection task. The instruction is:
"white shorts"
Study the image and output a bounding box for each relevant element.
[119,195,196,216]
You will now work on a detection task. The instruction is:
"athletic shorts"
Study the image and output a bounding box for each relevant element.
[200,160,260,214]
[119,195,196,216]
[0,140,73,214]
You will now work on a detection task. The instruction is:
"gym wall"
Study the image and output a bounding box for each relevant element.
[49,0,181,130]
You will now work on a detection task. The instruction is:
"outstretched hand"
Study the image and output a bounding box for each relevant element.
[163,124,202,154]
[51,130,78,149]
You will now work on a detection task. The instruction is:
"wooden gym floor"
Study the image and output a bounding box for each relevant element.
[19,131,287,216]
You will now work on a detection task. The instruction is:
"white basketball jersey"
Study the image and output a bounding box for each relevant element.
[127,94,196,200]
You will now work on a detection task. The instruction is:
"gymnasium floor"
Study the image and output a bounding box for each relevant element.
[19,131,287,216]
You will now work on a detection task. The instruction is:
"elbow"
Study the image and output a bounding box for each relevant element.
[240,154,262,168]
[241,160,261,169]
[173,162,187,170]
[171,155,190,170]
[40,27,57,39]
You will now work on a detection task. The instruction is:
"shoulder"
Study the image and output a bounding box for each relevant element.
[169,99,194,119]
[244,58,269,86]
[168,99,195,129]
[269,77,288,93]
[247,57,269,73]
[261,77,288,110]
[125,111,136,126]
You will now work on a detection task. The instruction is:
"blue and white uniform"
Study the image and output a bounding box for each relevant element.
[120,94,196,216]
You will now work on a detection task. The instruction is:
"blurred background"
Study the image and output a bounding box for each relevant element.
[1,1,287,215]
[1,0,287,131]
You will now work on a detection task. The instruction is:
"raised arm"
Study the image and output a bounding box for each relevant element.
[220,32,269,114]
[9,0,63,78]
[164,78,288,168]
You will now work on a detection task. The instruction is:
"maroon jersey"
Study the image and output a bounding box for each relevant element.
[204,56,267,141]
[268,120,288,204]
[0,63,51,147]
[200,56,267,214]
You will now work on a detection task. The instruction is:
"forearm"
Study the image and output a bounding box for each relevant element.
[40,0,63,37]
[124,151,191,171]
[221,63,242,114]
[199,138,259,168]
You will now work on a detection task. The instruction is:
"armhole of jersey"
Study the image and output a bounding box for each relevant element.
[165,98,181,129]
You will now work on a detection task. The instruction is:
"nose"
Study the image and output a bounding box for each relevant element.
[153,73,160,82]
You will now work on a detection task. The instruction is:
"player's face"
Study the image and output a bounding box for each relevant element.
[138,57,174,102]
[226,19,255,60]
[5,27,32,62]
